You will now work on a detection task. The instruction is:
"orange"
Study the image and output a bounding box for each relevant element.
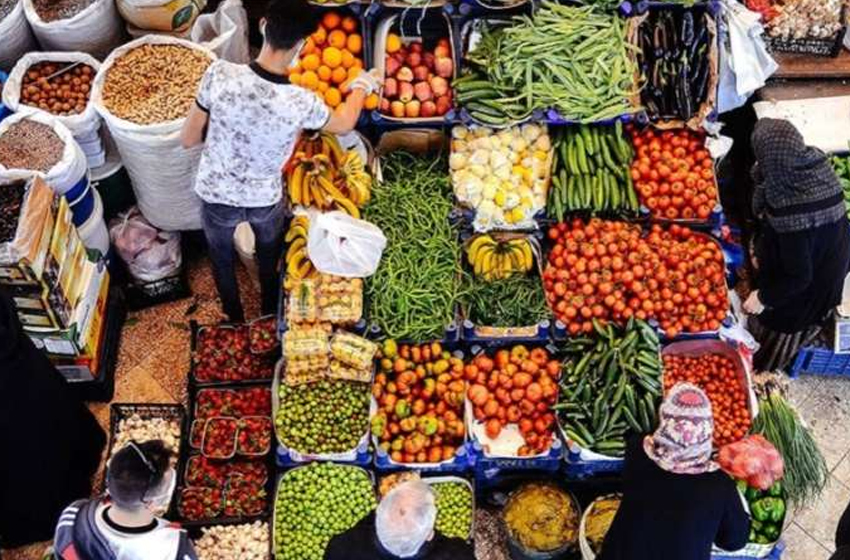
[341,49,356,69]
[386,33,401,54]
[341,16,357,33]
[289,72,302,86]
[347,66,360,81]
[324,87,342,108]
[300,70,319,90]
[317,81,330,93]
[317,65,332,81]
[311,26,327,46]
[302,38,317,56]
[346,34,362,54]
[331,66,347,84]
[289,60,302,73]
[322,47,342,69]
[301,53,320,71]
[364,93,379,110]
[322,12,341,30]
[328,29,347,49]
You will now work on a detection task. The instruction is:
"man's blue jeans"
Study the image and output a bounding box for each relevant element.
[201,201,285,322]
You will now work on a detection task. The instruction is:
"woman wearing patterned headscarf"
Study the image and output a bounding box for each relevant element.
[599,384,749,560]
[744,118,850,372]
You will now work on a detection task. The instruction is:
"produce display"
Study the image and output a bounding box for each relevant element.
[636,10,714,122]
[248,316,278,354]
[830,153,850,215]
[548,123,638,219]
[101,44,212,125]
[451,124,551,230]
[380,34,454,119]
[194,521,270,560]
[758,0,843,41]
[284,215,315,290]
[543,220,728,337]
[282,327,330,385]
[20,62,94,116]
[662,351,750,446]
[582,495,621,555]
[467,346,560,456]
[236,417,273,456]
[111,413,182,458]
[195,387,272,419]
[719,434,784,490]
[275,378,371,454]
[371,340,467,464]
[285,132,371,217]
[431,481,474,540]
[465,235,535,280]
[754,391,828,508]
[0,119,64,172]
[330,331,378,372]
[185,456,268,488]
[459,269,549,329]
[274,463,376,560]
[503,483,579,553]
[224,478,266,517]
[0,183,25,243]
[740,481,786,545]
[630,127,717,221]
[193,325,275,383]
[556,319,662,457]
[457,3,637,125]
[290,11,377,110]
[32,0,94,21]
[179,487,224,521]
[364,151,460,341]
[202,417,238,459]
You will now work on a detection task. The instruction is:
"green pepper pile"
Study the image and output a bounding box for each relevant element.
[740,481,786,545]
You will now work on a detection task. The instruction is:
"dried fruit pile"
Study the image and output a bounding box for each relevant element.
[0,183,25,244]
[20,61,94,116]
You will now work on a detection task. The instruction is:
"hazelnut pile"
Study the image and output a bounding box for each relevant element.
[21,62,94,117]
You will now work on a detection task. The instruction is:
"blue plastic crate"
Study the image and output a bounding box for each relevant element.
[276,443,373,468]
[789,347,850,378]
[711,541,784,560]
[0,71,10,124]
[373,441,477,473]
[562,447,624,480]
[471,438,563,473]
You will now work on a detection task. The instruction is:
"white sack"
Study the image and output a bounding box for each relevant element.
[0,1,37,72]
[190,0,249,64]
[23,0,125,60]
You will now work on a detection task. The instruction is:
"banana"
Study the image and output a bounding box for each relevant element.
[285,238,307,262]
[322,133,346,165]
[517,241,533,271]
[287,252,308,277]
[467,235,495,261]
[333,196,360,218]
[285,224,308,243]
[295,259,313,279]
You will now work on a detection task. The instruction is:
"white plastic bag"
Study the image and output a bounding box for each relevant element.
[307,211,387,278]
[0,1,37,72]
[117,0,206,32]
[190,0,249,64]
[717,0,778,113]
[92,35,216,231]
[0,112,88,195]
[3,52,103,144]
[23,0,124,60]
[110,206,182,282]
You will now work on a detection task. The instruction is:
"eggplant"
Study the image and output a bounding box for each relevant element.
[681,12,694,48]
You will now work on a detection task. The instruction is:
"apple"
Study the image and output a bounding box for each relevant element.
[410,42,423,53]
[421,100,437,118]
[430,76,449,97]
[398,81,414,103]
[414,81,433,102]
[406,51,422,68]
[405,100,421,118]
[413,65,429,81]
[386,56,401,77]
[384,77,398,98]
[423,52,435,71]
[390,100,405,118]
[435,95,451,115]
[435,57,453,79]
[380,98,391,112]
[396,66,414,82]
[434,41,451,60]
[392,51,406,65]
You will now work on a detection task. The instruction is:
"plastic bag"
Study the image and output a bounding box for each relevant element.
[307,211,387,278]
[109,207,182,283]
[117,0,206,32]
[717,0,778,113]
[0,1,37,72]
[0,178,53,266]
[190,0,249,64]
[92,36,216,231]
[718,435,784,490]
[23,0,124,60]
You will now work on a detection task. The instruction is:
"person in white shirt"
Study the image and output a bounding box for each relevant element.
[180,0,379,322]
[53,440,196,560]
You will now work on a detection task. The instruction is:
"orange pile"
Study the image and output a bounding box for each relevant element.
[289,11,378,110]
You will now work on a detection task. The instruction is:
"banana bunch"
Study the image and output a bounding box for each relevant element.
[286,132,370,218]
[284,216,317,291]
[467,235,534,280]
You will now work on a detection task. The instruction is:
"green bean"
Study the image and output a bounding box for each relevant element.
[459,270,549,328]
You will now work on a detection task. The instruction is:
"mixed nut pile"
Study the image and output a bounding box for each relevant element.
[21,62,95,116]
[0,119,64,172]
[101,44,211,125]
[32,0,95,22]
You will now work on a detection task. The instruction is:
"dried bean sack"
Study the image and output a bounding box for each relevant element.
[0,112,88,196]
[23,0,124,60]
[117,0,206,33]
[0,1,37,72]
[3,53,103,161]
[91,36,215,231]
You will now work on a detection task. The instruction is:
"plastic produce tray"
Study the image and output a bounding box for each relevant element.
[789,347,850,378]
[712,541,784,560]
[188,321,276,388]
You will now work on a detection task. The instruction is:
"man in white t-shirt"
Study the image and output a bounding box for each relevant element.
[180,0,379,322]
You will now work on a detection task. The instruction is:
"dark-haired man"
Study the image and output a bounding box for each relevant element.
[53,441,196,560]
[181,0,379,322]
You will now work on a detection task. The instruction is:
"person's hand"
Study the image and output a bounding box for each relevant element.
[349,69,382,95]
[743,290,765,315]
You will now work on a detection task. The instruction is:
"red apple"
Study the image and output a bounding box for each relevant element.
[380,98,391,112]
[414,81,433,102]
[406,51,422,68]
[434,42,451,59]
[390,100,405,118]
[424,52,436,70]
[435,95,451,115]
[392,51,406,65]
[435,57,453,79]
[405,100,421,118]
[396,66,414,82]
[430,76,449,97]
[413,65,429,81]
[385,56,401,77]
[410,42,423,53]
[384,77,398,98]
[421,100,437,118]
[398,81,414,103]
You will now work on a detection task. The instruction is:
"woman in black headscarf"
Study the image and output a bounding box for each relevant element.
[0,291,106,548]
[744,118,850,371]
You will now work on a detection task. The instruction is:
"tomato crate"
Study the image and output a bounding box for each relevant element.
[374,441,478,473]
[789,347,850,378]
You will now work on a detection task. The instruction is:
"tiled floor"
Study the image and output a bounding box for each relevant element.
[2,259,849,560]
